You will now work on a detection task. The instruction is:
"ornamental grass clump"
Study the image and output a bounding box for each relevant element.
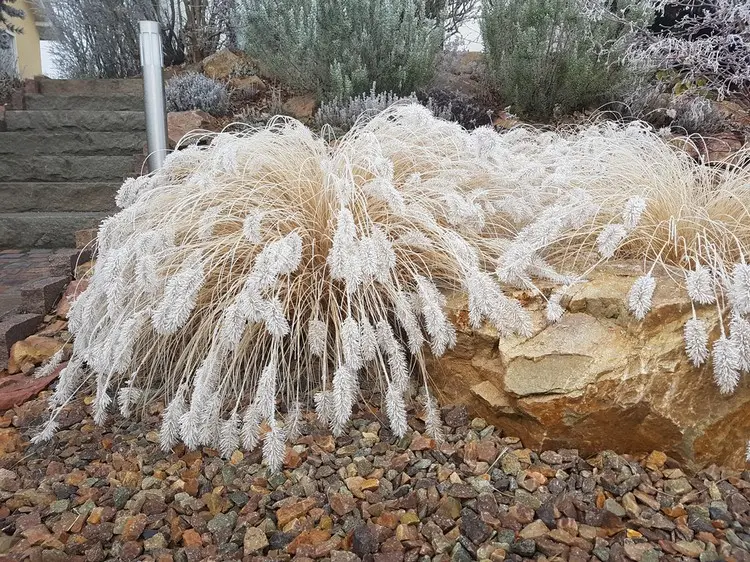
[33,105,750,466]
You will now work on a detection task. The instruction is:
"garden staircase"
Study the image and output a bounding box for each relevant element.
[0,77,147,248]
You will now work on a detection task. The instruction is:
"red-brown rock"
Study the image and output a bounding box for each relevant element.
[167,110,219,147]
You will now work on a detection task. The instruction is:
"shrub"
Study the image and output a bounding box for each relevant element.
[314,86,492,132]
[166,73,230,115]
[46,0,234,78]
[315,88,421,131]
[625,0,750,100]
[0,35,19,104]
[480,0,649,120]
[670,95,726,135]
[31,106,750,467]
[417,88,494,129]
[623,79,728,135]
[236,0,444,100]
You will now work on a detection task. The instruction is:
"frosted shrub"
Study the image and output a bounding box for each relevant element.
[34,106,750,468]
[236,0,443,100]
[625,0,750,100]
[315,89,420,131]
[0,37,19,104]
[314,86,491,132]
[625,82,727,135]
[46,0,234,78]
[481,0,651,119]
[670,95,726,135]
[166,73,230,115]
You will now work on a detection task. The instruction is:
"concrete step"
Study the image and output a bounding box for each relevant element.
[0,155,139,182]
[5,110,146,131]
[0,182,120,212]
[24,93,144,111]
[0,212,109,249]
[39,77,144,96]
[0,131,145,155]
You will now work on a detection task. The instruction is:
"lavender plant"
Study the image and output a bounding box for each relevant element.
[32,106,750,468]
[480,0,651,119]
[166,73,230,115]
[236,0,443,100]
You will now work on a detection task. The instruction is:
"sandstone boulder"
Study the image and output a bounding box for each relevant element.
[282,95,317,121]
[201,49,241,80]
[431,262,750,469]
[7,335,64,374]
[229,75,266,97]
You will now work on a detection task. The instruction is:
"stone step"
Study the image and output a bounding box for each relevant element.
[24,93,144,111]
[0,155,139,182]
[0,131,145,155]
[0,213,110,249]
[39,77,144,96]
[0,182,120,212]
[5,110,146,131]
[0,212,109,249]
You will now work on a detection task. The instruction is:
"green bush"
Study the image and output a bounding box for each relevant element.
[480,0,646,120]
[236,0,444,100]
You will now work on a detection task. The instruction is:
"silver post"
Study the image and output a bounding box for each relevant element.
[139,20,168,172]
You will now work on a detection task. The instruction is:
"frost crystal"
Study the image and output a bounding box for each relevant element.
[263,418,287,472]
[285,402,303,442]
[546,293,564,324]
[360,318,378,362]
[385,384,408,437]
[423,392,444,442]
[341,316,363,370]
[627,274,656,320]
[730,263,750,315]
[219,412,240,459]
[160,387,187,452]
[597,224,628,258]
[686,266,716,305]
[684,317,709,367]
[729,314,750,372]
[713,335,741,394]
[31,419,59,445]
[327,207,362,292]
[622,196,647,230]
[255,360,277,421]
[152,250,205,335]
[34,348,64,379]
[243,211,264,244]
[308,318,327,357]
[416,275,456,356]
[241,405,262,450]
[331,365,358,435]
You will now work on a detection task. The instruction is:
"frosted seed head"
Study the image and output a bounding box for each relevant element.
[686,265,716,305]
[597,224,628,259]
[627,274,656,320]
[684,316,709,367]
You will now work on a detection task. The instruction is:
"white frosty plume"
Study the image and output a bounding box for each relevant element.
[627,274,656,320]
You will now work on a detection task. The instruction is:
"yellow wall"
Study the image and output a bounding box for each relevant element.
[8,0,42,79]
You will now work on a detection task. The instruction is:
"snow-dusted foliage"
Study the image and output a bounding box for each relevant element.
[625,0,750,100]
[166,73,230,115]
[35,105,750,468]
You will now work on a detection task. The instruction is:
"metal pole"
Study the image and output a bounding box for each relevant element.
[139,20,168,172]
